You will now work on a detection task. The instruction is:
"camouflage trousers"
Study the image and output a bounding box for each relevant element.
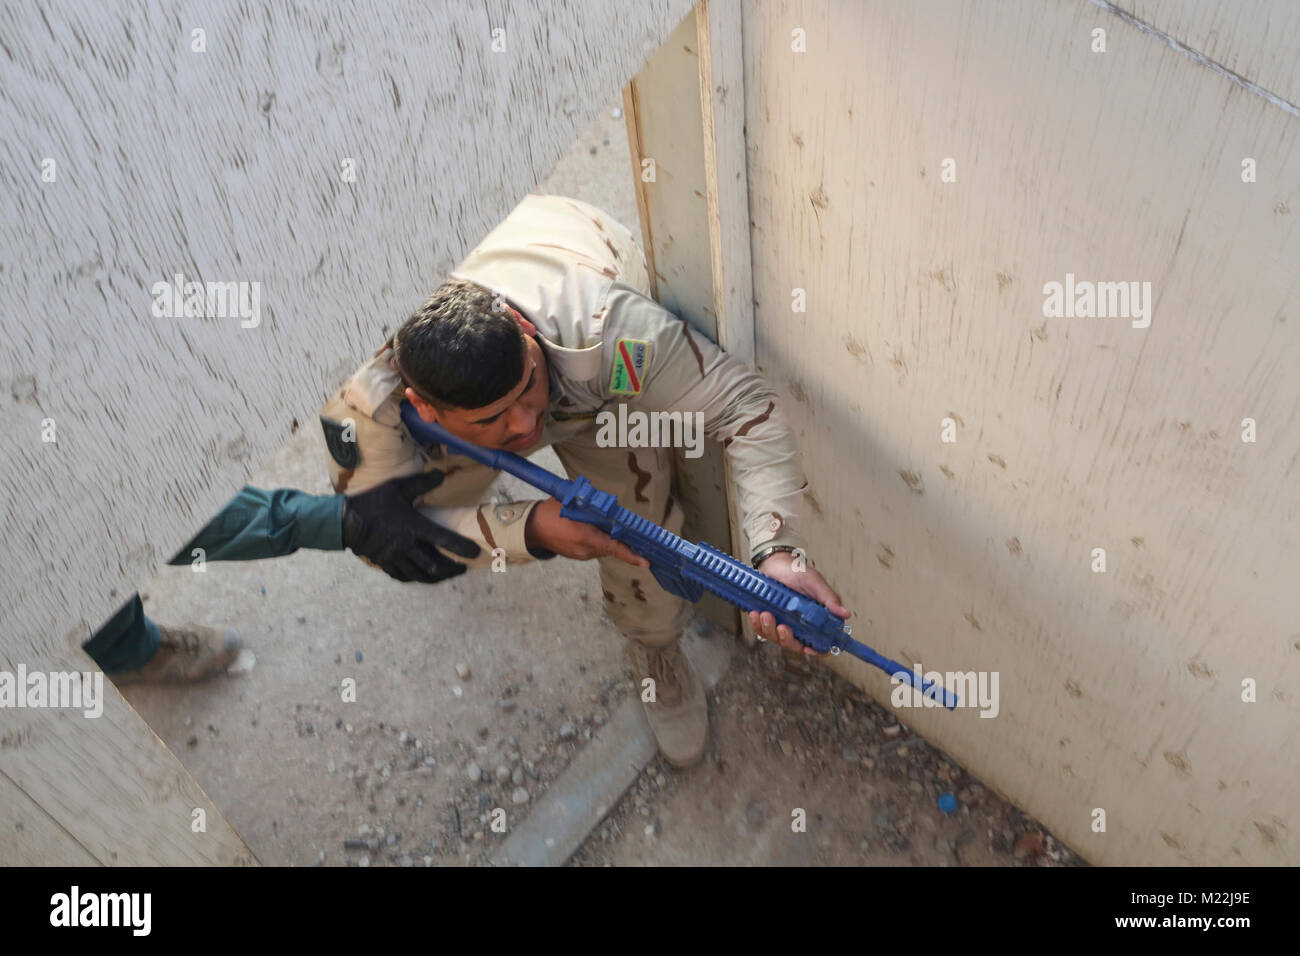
[417,415,694,649]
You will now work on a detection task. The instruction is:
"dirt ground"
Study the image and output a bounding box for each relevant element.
[115,102,1085,867]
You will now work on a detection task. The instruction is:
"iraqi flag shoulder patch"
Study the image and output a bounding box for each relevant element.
[610,338,650,395]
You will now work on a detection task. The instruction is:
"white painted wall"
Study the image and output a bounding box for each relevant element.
[743,0,1299,864]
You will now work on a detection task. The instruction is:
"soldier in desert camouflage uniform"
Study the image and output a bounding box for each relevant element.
[320,194,850,768]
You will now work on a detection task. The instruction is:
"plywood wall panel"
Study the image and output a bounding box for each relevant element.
[744,0,1298,865]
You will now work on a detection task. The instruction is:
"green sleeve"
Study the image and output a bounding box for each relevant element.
[166,486,345,564]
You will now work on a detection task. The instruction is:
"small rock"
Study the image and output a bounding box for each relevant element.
[465,761,483,784]
[588,145,598,155]
[456,663,471,680]
[423,755,437,767]
[1014,830,1046,862]
[499,699,517,713]
[512,766,525,786]
[883,724,902,738]
[841,746,860,762]
[452,686,463,698]
[495,764,511,783]
[227,649,256,675]
[559,721,577,740]
[354,650,363,663]
[612,106,622,119]
[644,821,659,838]
[186,735,198,748]
[295,612,306,623]
[511,787,530,805]
[778,739,793,757]
[745,802,764,827]
[907,781,923,796]
[400,731,412,746]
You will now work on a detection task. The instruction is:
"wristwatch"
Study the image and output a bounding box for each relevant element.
[751,544,799,568]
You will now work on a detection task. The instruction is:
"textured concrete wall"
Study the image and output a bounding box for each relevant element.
[0,0,694,864]
[743,0,1298,864]
[0,0,694,650]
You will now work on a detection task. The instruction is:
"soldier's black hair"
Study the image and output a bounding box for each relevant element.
[393,278,527,411]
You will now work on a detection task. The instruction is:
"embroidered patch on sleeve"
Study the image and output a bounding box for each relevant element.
[609,338,650,395]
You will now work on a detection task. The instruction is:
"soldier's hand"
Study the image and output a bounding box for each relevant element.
[341,471,482,583]
[524,498,650,568]
[750,551,851,656]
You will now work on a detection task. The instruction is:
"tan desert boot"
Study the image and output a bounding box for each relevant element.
[110,623,241,686]
[628,639,708,769]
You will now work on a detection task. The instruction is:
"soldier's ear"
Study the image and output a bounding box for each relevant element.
[404,387,440,423]
[508,308,537,337]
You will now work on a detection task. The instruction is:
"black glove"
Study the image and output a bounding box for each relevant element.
[341,471,482,583]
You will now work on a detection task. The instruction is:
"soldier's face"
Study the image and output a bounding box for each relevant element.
[408,332,551,451]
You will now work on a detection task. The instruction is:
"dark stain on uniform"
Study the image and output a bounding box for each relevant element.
[939,465,955,479]
[963,611,982,631]
[1160,833,1182,850]
[475,507,497,549]
[603,236,621,260]
[877,543,894,569]
[1186,659,1213,679]
[290,418,300,434]
[602,588,617,604]
[681,322,707,377]
[788,380,808,403]
[987,453,1007,469]
[1131,537,1145,548]
[627,452,651,502]
[592,217,607,233]
[631,579,648,602]
[723,401,775,449]
[333,469,355,493]
[1006,537,1022,555]
[602,266,617,279]
[899,470,924,494]
[1064,679,1083,698]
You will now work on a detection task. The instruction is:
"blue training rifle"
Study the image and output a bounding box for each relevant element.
[399,401,957,709]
